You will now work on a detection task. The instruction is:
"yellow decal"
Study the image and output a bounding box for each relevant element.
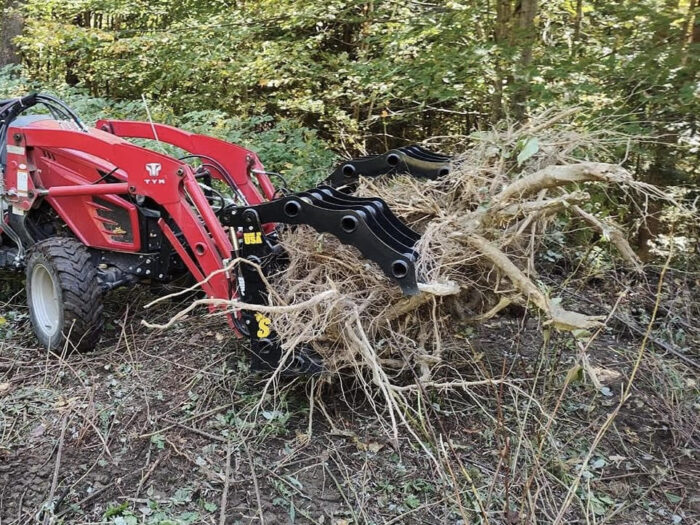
[243,232,263,245]
[254,313,272,338]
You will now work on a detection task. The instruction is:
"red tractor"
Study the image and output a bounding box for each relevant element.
[0,94,450,373]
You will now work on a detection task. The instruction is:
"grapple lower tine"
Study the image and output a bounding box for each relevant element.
[222,191,423,374]
[223,189,420,295]
[314,186,421,243]
[298,188,419,257]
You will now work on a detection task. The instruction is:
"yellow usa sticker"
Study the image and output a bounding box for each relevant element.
[243,232,263,245]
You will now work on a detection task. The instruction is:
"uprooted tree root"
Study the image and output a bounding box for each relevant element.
[266,114,667,382]
[144,110,671,436]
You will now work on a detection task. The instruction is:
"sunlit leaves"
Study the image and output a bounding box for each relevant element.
[10,0,698,181]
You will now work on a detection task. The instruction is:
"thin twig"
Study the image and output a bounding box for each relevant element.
[43,414,68,525]
[219,442,233,525]
[242,439,265,524]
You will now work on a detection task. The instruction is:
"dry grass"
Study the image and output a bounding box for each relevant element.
[1,268,698,523]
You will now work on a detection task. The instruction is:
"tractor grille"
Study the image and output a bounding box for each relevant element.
[91,197,134,243]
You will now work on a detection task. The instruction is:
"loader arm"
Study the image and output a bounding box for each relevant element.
[95,119,277,204]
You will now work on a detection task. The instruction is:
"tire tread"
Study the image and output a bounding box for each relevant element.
[27,237,103,352]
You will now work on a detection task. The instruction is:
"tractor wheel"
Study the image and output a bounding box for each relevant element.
[26,238,103,352]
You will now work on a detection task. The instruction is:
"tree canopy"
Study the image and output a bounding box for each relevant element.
[5,1,696,172]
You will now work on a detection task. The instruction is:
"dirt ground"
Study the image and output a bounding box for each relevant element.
[0,267,698,525]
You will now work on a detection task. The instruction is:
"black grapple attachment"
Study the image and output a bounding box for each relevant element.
[221,185,422,374]
[327,145,452,189]
[224,146,451,375]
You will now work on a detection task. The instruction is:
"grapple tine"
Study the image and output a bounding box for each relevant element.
[399,145,452,162]
[297,191,419,258]
[314,185,421,244]
[223,196,420,295]
[326,145,452,188]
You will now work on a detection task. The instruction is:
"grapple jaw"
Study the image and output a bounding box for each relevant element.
[221,184,424,374]
[223,185,420,295]
[222,145,455,375]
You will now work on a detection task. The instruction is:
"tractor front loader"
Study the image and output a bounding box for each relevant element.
[0,94,450,374]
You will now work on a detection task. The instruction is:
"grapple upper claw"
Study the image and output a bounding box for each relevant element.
[326,145,452,189]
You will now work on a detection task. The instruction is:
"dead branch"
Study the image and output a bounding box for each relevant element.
[494,162,630,202]
[571,204,643,272]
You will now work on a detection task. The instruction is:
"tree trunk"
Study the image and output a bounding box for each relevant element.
[635,150,667,262]
[690,0,700,42]
[572,0,584,54]
[491,0,512,124]
[681,0,697,64]
[0,1,23,67]
[510,0,537,121]
[635,0,686,259]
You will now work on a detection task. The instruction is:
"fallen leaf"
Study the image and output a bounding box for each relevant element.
[30,424,46,438]
[592,366,622,384]
[665,492,682,504]
[295,430,310,445]
[517,137,539,166]
[591,458,606,469]
[367,442,384,453]
[564,364,583,386]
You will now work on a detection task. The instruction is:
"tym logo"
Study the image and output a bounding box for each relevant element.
[144,163,165,184]
[145,163,162,177]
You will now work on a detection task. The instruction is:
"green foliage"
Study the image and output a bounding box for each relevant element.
[103,501,130,519]
[101,490,208,524]
[150,433,165,450]
[4,1,699,186]
[0,65,335,189]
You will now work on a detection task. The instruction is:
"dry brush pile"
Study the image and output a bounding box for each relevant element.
[267,111,665,385]
[147,110,668,416]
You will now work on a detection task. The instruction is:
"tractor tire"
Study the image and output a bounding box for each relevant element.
[26,237,103,352]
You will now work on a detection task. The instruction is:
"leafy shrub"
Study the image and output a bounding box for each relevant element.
[0,66,336,190]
